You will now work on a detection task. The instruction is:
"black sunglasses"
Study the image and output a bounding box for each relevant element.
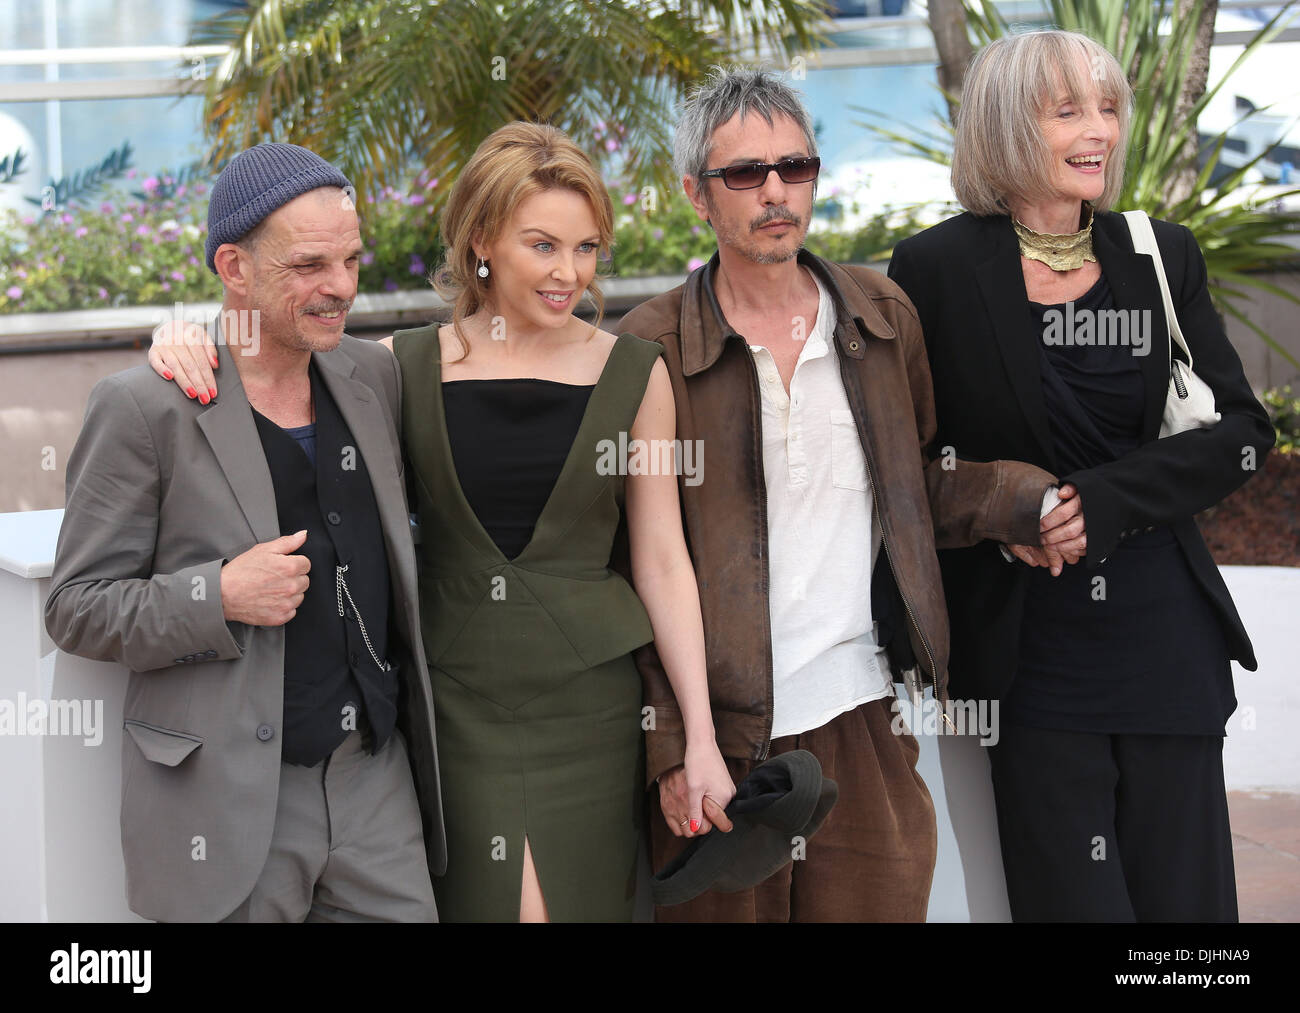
[699,156,821,191]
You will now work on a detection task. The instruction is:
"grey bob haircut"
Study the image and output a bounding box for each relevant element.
[952,29,1133,217]
[674,66,818,183]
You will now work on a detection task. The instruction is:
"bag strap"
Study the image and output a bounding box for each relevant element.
[1121,209,1194,368]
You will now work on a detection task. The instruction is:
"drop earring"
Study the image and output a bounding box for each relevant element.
[477,258,489,279]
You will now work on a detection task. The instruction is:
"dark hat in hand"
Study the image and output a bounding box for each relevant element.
[651,749,838,907]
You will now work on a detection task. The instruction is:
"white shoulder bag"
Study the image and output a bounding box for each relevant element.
[1121,210,1221,437]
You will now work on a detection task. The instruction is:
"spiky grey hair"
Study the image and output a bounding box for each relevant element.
[673,66,818,183]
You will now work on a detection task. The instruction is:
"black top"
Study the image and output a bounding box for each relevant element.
[251,364,399,765]
[443,378,594,560]
[1006,273,1236,735]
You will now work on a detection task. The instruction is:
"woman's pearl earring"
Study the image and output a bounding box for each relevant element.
[477,258,489,279]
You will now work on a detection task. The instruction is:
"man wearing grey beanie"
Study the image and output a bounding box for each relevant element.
[46,143,446,922]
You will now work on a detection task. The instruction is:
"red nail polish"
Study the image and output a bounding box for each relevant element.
[162,369,173,381]
[186,387,196,398]
[689,819,700,833]
[210,357,219,368]
[208,388,217,399]
[199,393,209,405]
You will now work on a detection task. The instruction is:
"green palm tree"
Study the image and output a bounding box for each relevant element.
[191,0,828,210]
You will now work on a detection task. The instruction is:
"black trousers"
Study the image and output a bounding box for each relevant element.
[988,723,1238,922]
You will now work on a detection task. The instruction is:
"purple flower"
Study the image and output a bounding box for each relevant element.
[100,202,114,214]
[21,216,34,226]
[143,176,159,193]
[5,286,22,299]
[14,267,28,279]
[60,213,74,225]
[98,287,108,299]
[37,261,48,270]
[163,175,174,186]
[194,183,207,195]
[121,213,134,223]
[425,177,439,191]
[360,251,375,266]
[75,226,89,238]
[409,255,425,275]
[164,201,175,211]
[176,185,187,198]
[136,224,151,236]
[406,194,425,207]
[383,279,398,292]
[126,168,137,179]
[161,282,172,292]
[170,270,185,282]
[687,257,706,271]
[691,225,702,237]
[604,138,619,153]
[188,255,199,267]
[622,193,637,206]
[653,228,664,241]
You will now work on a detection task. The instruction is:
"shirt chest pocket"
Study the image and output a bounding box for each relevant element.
[829,410,870,492]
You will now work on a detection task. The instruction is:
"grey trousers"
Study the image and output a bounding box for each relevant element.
[222,727,438,922]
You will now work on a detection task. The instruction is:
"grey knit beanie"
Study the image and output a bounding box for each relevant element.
[205,142,352,273]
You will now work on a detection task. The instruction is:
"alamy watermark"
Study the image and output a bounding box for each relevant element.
[151,302,261,356]
[595,432,704,487]
[49,944,150,992]
[0,693,103,746]
[891,695,1000,746]
[1041,304,1151,357]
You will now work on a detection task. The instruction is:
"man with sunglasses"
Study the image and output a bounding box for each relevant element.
[620,67,1048,921]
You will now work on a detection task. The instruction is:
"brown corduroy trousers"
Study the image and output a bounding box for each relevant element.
[650,695,938,922]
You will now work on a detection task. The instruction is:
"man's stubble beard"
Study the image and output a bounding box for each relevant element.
[248,279,351,354]
[705,193,808,266]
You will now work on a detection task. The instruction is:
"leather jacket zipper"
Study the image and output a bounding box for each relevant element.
[840,334,951,730]
[738,335,775,762]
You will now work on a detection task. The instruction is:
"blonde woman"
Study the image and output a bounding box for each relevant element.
[149,123,735,922]
[888,31,1273,921]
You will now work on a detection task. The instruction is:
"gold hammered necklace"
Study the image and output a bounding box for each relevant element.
[1013,203,1095,272]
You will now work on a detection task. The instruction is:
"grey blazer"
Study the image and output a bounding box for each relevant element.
[44,334,446,922]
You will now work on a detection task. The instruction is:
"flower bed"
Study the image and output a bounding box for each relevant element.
[0,169,931,315]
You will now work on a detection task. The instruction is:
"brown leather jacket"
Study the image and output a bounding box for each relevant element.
[618,250,1054,784]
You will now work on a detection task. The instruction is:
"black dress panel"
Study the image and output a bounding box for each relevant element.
[442,379,594,561]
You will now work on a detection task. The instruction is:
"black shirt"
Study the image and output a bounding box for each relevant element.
[251,364,399,764]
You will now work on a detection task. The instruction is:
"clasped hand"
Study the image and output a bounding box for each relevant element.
[1007,482,1086,577]
[658,741,737,839]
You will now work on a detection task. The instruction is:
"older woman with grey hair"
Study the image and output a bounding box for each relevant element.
[889,29,1273,921]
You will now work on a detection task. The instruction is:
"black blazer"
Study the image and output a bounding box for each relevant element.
[888,210,1274,703]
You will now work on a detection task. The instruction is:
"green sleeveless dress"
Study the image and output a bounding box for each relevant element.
[392,326,663,922]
